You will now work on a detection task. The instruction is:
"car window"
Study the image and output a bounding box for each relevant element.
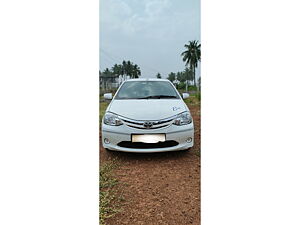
[115,81,180,99]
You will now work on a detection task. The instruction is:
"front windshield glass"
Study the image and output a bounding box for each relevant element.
[115,81,180,99]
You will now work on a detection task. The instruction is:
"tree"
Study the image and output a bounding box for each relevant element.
[122,60,127,80]
[102,68,112,77]
[156,73,162,79]
[176,71,185,83]
[132,64,141,78]
[167,72,176,83]
[183,67,193,82]
[99,70,101,87]
[198,76,201,88]
[127,61,133,78]
[181,40,201,86]
[111,64,122,76]
[101,68,114,90]
[111,61,141,80]
[175,69,192,83]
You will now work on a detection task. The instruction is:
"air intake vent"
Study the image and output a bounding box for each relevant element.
[117,141,179,149]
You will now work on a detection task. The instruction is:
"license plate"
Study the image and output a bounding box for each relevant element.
[131,134,166,143]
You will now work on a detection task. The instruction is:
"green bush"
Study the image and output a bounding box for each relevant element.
[177,82,186,90]
[188,85,198,91]
[100,102,109,123]
[177,83,198,92]
[196,91,201,101]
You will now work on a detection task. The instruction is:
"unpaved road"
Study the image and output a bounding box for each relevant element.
[100,104,200,225]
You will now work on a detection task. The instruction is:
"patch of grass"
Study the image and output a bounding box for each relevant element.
[195,148,201,157]
[177,85,199,92]
[100,101,109,123]
[195,91,201,101]
[100,160,121,225]
[184,95,200,106]
[188,85,198,91]
[100,160,118,189]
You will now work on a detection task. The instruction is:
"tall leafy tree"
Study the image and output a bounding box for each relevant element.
[102,68,112,77]
[181,40,201,86]
[176,69,192,83]
[167,72,176,83]
[111,61,141,80]
[183,67,194,82]
[101,68,114,89]
[122,60,127,79]
[111,64,122,77]
[126,61,133,78]
[176,71,185,83]
[132,64,141,78]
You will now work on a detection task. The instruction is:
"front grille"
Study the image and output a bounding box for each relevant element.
[117,141,179,149]
[120,116,175,130]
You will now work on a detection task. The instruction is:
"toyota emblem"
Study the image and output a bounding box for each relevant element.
[143,121,153,128]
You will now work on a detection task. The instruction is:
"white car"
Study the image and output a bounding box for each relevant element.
[101,78,194,153]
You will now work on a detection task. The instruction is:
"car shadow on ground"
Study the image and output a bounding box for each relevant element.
[103,149,192,162]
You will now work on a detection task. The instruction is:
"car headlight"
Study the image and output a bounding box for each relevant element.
[173,112,192,125]
[103,112,123,126]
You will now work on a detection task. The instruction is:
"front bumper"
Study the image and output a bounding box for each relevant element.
[101,122,194,153]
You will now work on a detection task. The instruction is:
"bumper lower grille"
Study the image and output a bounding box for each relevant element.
[117,141,179,149]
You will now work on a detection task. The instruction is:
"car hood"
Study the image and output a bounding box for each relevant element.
[107,99,188,120]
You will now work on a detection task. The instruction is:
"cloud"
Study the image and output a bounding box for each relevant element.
[100,0,201,78]
[101,0,172,36]
[145,0,170,17]
[100,0,132,31]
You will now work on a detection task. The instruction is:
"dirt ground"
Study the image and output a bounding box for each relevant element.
[100,104,201,225]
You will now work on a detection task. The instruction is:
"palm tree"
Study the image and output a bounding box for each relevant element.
[112,64,121,76]
[122,60,127,80]
[183,67,193,82]
[167,72,176,83]
[176,71,185,83]
[127,61,133,78]
[102,68,112,77]
[132,64,141,78]
[181,40,201,86]
[101,68,113,90]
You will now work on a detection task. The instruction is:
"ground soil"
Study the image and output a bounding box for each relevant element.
[100,104,201,225]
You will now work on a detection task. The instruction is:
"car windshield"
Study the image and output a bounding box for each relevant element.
[115,81,180,99]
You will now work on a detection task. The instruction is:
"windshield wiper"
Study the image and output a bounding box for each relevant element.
[137,95,177,99]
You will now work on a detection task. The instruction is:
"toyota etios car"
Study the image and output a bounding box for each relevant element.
[101,79,194,153]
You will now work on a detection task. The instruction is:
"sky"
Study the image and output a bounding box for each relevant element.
[100,0,201,79]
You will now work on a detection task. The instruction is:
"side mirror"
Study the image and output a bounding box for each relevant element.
[182,93,189,99]
[104,93,113,100]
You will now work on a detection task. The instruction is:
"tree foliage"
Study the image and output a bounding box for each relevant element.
[102,68,112,77]
[183,67,193,81]
[181,40,201,86]
[168,68,193,83]
[167,72,176,82]
[100,60,141,80]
